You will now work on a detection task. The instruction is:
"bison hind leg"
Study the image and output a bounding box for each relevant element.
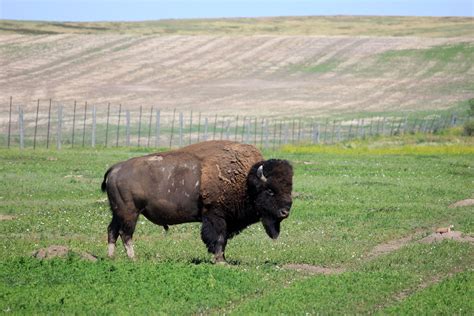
[107,211,139,259]
[107,214,121,258]
[119,215,139,260]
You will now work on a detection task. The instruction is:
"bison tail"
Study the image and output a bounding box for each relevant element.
[101,167,113,192]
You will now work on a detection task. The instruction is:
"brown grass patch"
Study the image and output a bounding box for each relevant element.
[449,199,474,208]
[0,214,16,221]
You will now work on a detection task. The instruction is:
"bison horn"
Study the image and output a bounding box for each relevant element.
[257,165,267,182]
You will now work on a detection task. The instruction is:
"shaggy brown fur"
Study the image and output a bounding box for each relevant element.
[101,140,293,263]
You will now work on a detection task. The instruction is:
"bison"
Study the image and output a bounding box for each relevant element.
[101,140,293,263]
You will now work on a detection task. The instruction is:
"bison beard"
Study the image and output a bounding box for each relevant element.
[101,140,293,263]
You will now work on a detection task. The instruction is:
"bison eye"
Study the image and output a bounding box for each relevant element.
[266,189,274,196]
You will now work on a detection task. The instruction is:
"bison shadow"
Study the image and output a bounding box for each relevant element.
[189,257,242,266]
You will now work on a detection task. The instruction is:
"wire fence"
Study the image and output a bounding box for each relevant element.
[1,98,468,150]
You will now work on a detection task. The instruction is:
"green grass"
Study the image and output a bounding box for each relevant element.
[382,271,474,315]
[0,139,473,314]
[376,42,474,76]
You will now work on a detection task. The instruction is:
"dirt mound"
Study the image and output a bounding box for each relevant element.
[33,245,70,259]
[449,199,474,208]
[32,245,98,262]
[283,264,345,275]
[419,231,474,244]
[0,215,16,221]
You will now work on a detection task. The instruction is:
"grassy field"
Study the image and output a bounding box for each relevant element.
[1,135,473,314]
[1,16,473,37]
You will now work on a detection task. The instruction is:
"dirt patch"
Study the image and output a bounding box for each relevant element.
[419,231,474,244]
[283,263,346,275]
[33,245,70,259]
[367,229,473,260]
[449,199,474,208]
[0,215,16,221]
[367,235,414,259]
[32,245,98,262]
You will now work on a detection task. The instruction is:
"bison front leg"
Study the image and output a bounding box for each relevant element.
[201,215,228,264]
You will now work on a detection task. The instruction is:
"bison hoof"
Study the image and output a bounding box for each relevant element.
[212,252,226,264]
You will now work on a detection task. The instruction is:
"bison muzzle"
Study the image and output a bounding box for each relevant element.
[101,140,293,263]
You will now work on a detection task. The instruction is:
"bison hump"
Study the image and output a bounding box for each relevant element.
[189,141,263,208]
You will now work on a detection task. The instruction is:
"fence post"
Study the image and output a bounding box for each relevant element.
[355,119,360,139]
[323,118,329,143]
[203,117,209,141]
[91,105,96,147]
[264,119,269,149]
[412,118,418,133]
[389,118,395,136]
[7,96,12,148]
[450,113,457,127]
[189,110,193,145]
[297,119,301,143]
[272,120,277,150]
[291,119,296,144]
[82,102,87,147]
[197,112,201,143]
[147,106,153,148]
[254,117,258,146]
[312,122,319,144]
[331,120,336,143]
[105,103,110,147]
[246,118,251,144]
[155,109,161,148]
[278,120,283,147]
[18,106,24,149]
[220,117,225,140]
[234,115,239,141]
[361,119,366,138]
[212,114,217,140]
[395,118,402,135]
[381,117,386,136]
[337,121,342,142]
[137,106,142,147]
[125,110,131,147]
[369,117,374,137]
[57,105,63,150]
[179,112,183,147]
[225,119,231,140]
[46,99,52,149]
[169,109,176,148]
[402,116,408,135]
[33,99,40,149]
[71,100,77,148]
[116,104,122,147]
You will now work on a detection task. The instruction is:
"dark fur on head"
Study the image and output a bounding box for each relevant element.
[247,159,293,239]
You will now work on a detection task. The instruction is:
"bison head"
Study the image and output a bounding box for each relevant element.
[248,159,293,239]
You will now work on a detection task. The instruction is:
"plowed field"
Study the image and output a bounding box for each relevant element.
[1,17,473,117]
